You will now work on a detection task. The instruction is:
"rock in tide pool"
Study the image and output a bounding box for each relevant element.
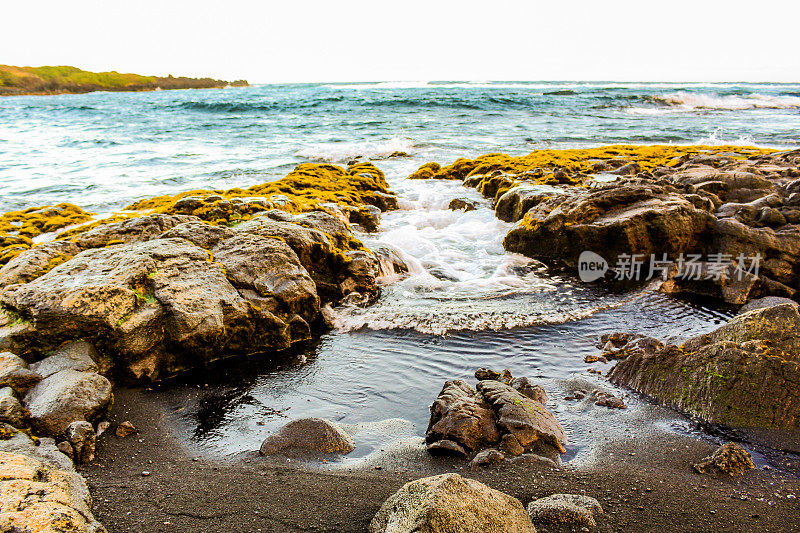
[692,442,755,477]
[259,418,355,456]
[369,473,535,533]
[607,303,800,433]
[526,493,604,530]
[24,369,112,436]
[426,369,565,461]
[426,380,500,458]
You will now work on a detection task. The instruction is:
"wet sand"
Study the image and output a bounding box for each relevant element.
[83,388,800,533]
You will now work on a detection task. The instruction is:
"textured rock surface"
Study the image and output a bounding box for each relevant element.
[426,370,565,460]
[0,206,382,382]
[259,418,355,456]
[414,147,800,304]
[369,473,535,533]
[692,442,755,477]
[608,303,800,431]
[24,369,112,435]
[0,431,106,532]
[426,380,500,457]
[526,493,604,530]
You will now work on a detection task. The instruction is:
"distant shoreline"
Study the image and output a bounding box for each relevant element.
[0,64,248,97]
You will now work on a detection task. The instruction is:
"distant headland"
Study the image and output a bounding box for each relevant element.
[0,65,248,96]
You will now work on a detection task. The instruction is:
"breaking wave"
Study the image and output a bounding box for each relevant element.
[650,92,800,110]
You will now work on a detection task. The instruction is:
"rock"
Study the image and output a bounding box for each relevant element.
[30,340,99,379]
[0,387,25,427]
[115,421,136,438]
[369,473,535,533]
[500,433,525,456]
[0,445,106,532]
[503,183,714,269]
[592,390,626,409]
[739,296,798,314]
[526,493,604,530]
[495,185,571,223]
[0,352,41,394]
[470,449,505,467]
[477,380,566,454]
[448,198,480,212]
[692,442,755,477]
[57,440,74,459]
[23,369,113,436]
[96,421,110,437]
[347,204,382,232]
[259,418,354,456]
[608,303,800,431]
[426,380,500,457]
[65,421,96,464]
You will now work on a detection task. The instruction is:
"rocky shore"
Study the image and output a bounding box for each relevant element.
[413,145,800,304]
[1,145,799,531]
[0,161,399,530]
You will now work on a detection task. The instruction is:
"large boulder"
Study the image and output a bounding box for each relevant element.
[23,369,112,436]
[607,303,800,433]
[503,184,714,268]
[259,417,355,456]
[369,473,535,533]
[0,208,381,382]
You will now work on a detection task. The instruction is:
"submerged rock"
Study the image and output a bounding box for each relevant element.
[259,417,355,456]
[369,473,535,533]
[607,303,800,432]
[692,442,755,477]
[526,493,604,530]
[448,198,480,212]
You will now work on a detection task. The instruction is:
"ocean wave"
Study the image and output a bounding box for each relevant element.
[295,137,416,162]
[650,92,800,110]
[695,128,758,146]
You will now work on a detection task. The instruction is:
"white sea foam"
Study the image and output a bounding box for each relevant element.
[333,177,621,334]
[696,128,758,146]
[294,137,416,162]
[654,91,800,110]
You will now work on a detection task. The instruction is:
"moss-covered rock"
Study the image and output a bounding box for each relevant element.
[607,303,800,433]
[0,204,94,267]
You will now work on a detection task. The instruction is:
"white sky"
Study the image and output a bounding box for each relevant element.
[4,0,800,83]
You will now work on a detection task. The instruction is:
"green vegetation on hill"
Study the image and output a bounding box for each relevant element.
[0,65,248,96]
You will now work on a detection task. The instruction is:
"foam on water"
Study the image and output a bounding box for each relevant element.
[653,91,800,110]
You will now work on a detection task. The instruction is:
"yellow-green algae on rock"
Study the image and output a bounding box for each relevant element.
[127,162,392,218]
[0,162,394,271]
[409,145,776,183]
[0,204,94,266]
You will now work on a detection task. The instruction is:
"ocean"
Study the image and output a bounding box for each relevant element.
[1,81,798,460]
